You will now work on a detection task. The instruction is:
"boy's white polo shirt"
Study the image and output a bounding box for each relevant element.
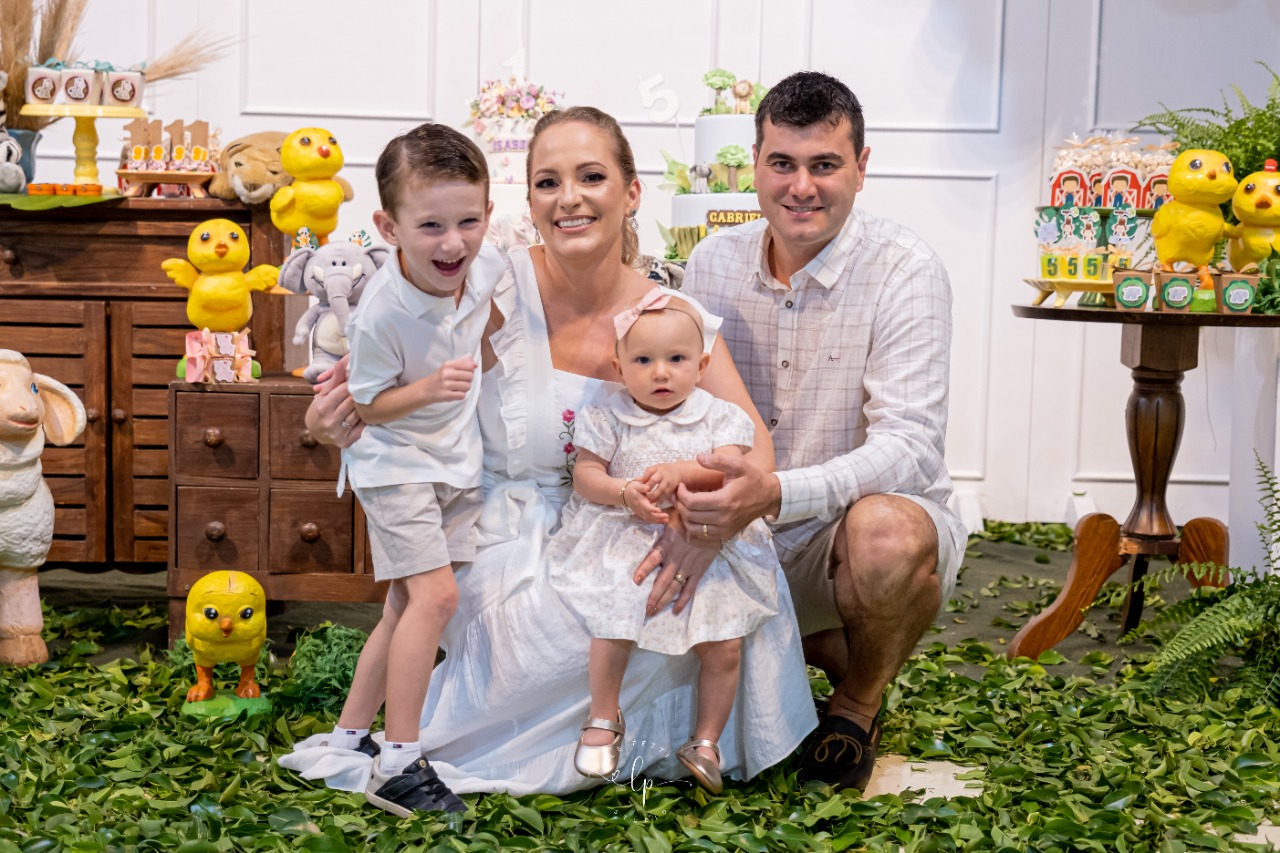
[340,244,505,492]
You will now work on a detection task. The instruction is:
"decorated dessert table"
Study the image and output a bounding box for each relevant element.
[1007,305,1280,659]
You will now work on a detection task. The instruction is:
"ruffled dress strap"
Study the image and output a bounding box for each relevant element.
[476,246,566,599]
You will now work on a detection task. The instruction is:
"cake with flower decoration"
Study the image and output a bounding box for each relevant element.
[467,76,561,250]
[659,70,768,259]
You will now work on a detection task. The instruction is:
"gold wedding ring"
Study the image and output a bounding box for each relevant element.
[673,573,686,585]
[702,524,709,538]
[341,417,351,429]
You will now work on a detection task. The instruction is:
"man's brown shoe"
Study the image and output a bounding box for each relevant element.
[795,713,882,792]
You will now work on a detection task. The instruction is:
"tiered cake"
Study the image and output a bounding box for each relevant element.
[467,76,561,250]
[660,70,768,259]
[669,114,762,230]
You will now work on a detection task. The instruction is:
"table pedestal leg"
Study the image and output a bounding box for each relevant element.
[1008,513,1124,659]
[1010,324,1227,659]
[1178,516,1229,587]
[71,115,99,184]
[1120,553,1151,635]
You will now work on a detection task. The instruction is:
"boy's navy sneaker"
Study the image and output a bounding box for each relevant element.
[365,757,466,817]
[795,713,882,792]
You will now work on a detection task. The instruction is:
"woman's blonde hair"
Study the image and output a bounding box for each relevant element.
[527,106,640,266]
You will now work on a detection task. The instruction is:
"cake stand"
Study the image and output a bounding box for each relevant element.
[19,104,148,184]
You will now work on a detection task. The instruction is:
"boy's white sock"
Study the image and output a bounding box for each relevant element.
[327,726,368,750]
[380,741,421,776]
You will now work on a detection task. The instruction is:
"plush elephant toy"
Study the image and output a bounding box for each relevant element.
[0,349,86,666]
[278,237,389,381]
[0,130,26,194]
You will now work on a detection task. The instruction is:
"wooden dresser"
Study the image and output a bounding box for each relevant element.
[167,377,382,640]
[0,199,287,569]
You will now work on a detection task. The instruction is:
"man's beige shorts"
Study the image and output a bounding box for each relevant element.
[784,493,963,637]
[353,482,482,582]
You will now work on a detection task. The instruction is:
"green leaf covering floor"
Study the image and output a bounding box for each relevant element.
[13,533,1279,852]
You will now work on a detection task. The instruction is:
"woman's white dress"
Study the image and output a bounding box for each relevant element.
[280,246,817,795]
[548,388,780,655]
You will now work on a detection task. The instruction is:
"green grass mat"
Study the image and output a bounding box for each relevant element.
[1,596,1274,852]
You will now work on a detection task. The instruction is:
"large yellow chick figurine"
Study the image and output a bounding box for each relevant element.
[1152,148,1240,291]
[269,127,354,245]
[1227,158,1280,272]
[184,570,268,702]
[162,219,280,332]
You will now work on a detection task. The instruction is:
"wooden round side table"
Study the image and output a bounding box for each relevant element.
[1007,305,1280,659]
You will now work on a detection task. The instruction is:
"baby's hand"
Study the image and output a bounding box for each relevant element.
[424,356,477,404]
[640,463,682,504]
[624,479,669,525]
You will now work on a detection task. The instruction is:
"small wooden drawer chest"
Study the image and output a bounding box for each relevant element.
[0,198,287,570]
[167,376,382,641]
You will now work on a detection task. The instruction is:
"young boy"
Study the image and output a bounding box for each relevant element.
[321,123,503,816]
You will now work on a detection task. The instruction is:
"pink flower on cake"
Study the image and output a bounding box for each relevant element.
[562,409,575,423]
[564,442,575,454]
[469,77,563,123]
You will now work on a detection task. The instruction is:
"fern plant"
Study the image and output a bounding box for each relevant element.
[1120,456,1280,705]
[1252,253,1280,315]
[1133,61,1280,224]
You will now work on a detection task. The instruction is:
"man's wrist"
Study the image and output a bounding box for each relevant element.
[763,472,783,523]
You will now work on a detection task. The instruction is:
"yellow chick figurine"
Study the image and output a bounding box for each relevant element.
[1227,158,1280,272]
[269,127,354,246]
[1151,148,1240,291]
[162,219,280,332]
[184,570,268,702]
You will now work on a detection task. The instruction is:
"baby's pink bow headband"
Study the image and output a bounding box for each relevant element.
[612,287,671,341]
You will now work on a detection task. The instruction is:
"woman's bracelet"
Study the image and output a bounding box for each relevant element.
[619,479,637,514]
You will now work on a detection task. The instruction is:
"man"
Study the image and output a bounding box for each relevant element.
[639,71,966,793]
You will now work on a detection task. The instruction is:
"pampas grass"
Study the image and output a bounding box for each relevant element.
[1,0,89,131]
[141,31,236,86]
[0,0,234,132]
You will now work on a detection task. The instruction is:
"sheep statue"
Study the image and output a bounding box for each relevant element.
[0,350,86,665]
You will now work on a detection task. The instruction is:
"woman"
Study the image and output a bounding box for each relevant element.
[282,107,816,795]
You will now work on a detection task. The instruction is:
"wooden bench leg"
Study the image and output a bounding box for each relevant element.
[1009,513,1125,659]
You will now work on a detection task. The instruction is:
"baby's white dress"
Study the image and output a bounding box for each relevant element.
[548,388,779,654]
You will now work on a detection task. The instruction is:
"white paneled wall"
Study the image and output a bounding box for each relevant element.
[32,0,1280,533]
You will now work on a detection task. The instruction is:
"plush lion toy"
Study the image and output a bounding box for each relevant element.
[208,131,292,205]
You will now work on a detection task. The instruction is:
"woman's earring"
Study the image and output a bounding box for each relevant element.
[629,210,639,232]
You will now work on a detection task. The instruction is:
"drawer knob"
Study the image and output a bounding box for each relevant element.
[300,522,321,543]
[110,408,127,424]
[85,408,101,423]
[1,248,15,265]
[299,430,319,449]
[203,428,225,448]
[205,521,227,542]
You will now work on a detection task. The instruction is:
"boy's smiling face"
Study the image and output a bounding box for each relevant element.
[373,177,492,299]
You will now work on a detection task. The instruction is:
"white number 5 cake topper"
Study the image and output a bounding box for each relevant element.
[637,74,680,123]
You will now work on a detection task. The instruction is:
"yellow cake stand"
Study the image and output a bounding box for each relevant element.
[20,104,148,184]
